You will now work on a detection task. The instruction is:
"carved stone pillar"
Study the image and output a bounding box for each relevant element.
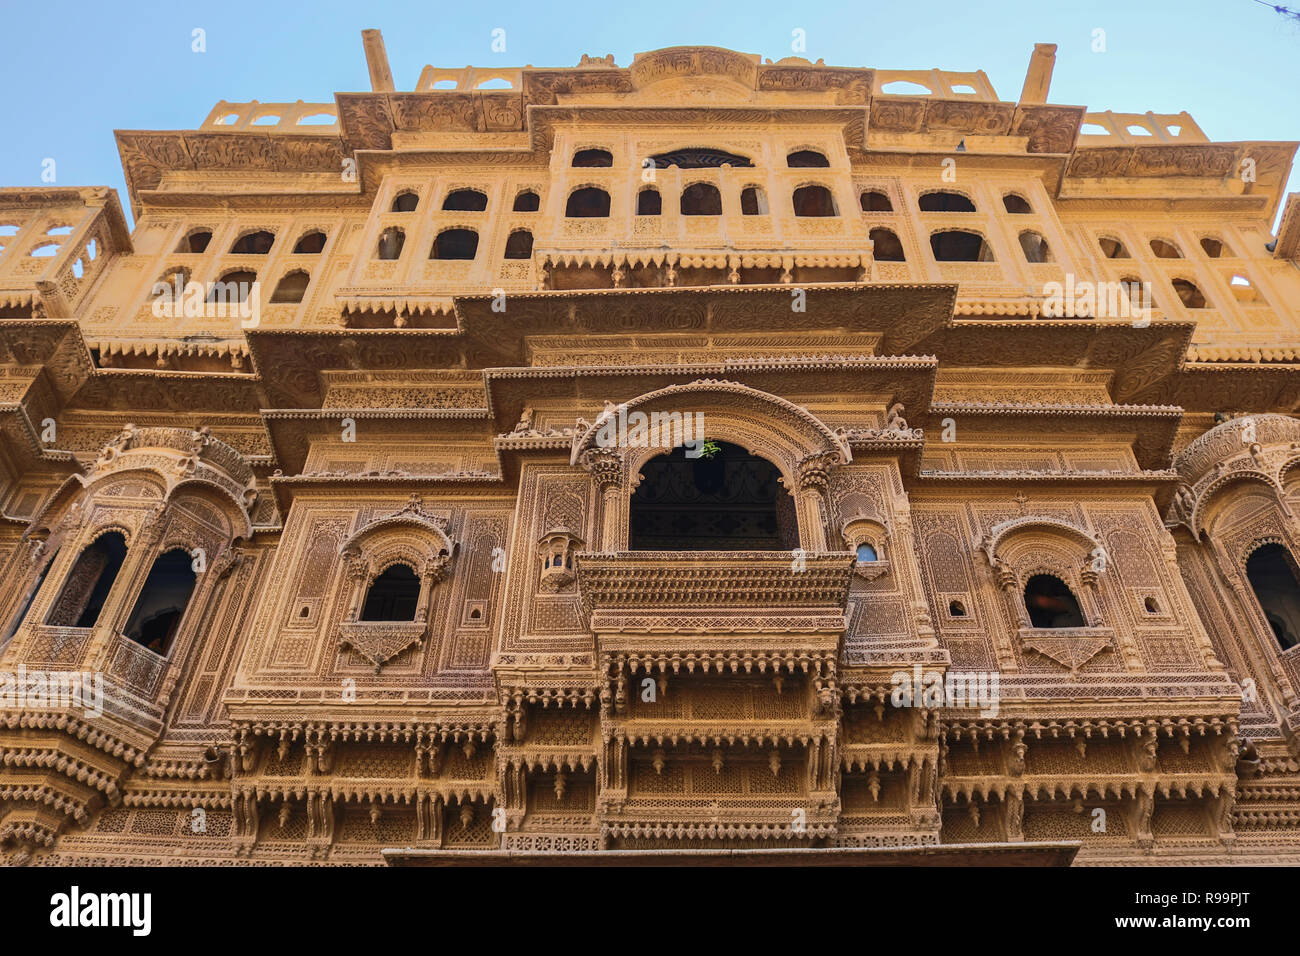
[795,452,838,552]
[580,449,623,552]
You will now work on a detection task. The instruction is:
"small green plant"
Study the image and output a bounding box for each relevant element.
[697,440,722,459]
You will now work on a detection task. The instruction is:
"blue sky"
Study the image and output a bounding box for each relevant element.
[2,0,1297,228]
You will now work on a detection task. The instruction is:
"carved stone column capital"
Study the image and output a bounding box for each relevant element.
[796,451,840,493]
[579,448,623,491]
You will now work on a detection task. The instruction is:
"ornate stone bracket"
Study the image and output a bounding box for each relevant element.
[337,621,426,673]
[1018,626,1115,674]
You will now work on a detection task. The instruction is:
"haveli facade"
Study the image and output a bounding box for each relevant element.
[0,36,1299,866]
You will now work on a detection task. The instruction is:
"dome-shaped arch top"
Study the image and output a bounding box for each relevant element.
[340,494,455,560]
[982,516,1104,567]
[570,379,851,475]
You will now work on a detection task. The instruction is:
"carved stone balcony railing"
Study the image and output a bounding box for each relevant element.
[1017,626,1115,674]
[576,551,854,610]
[104,631,167,699]
[336,621,427,673]
[22,625,92,667]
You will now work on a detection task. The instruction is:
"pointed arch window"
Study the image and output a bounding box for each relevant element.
[46,531,128,628]
[123,548,198,654]
[1245,543,1300,651]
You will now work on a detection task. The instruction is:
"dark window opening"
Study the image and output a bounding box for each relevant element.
[178,230,212,254]
[629,442,797,551]
[360,564,420,621]
[1023,574,1086,629]
[1003,193,1033,214]
[431,228,478,260]
[442,189,488,212]
[1019,231,1052,263]
[1246,543,1300,651]
[1099,236,1129,259]
[572,148,613,167]
[46,532,127,628]
[919,191,976,213]
[949,600,967,617]
[647,148,753,169]
[739,187,767,215]
[391,192,419,213]
[680,183,722,216]
[376,227,405,260]
[293,231,326,254]
[512,191,540,212]
[931,230,993,262]
[637,189,662,216]
[1144,596,1160,613]
[565,187,610,218]
[504,230,533,259]
[123,548,197,655]
[3,548,59,644]
[870,228,906,262]
[1149,238,1182,259]
[1172,278,1207,309]
[229,230,275,254]
[1200,237,1226,258]
[206,270,256,304]
[792,184,837,217]
[787,150,829,168]
[270,270,310,303]
[860,190,893,212]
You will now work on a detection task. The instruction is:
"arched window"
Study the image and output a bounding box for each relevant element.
[792,185,837,217]
[637,188,662,216]
[565,187,610,218]
[206,270,257,304]
[860,190,893,212]
[918,191,976,212]
[870,228,906,262]
[1172,278,1207,309]
[787,149,829,168]
[740,186,768,216]
[360,564,421,621]
[504,230,533,259]
[646,148,753,169]
[1098,236,1129,259]
[629,442,798,551]
[572,148,613,167]
[512,190,540,212]
[2,548,60,645]
[270,270,310,303]
[229,230,275,254]
[123,548,197,654]
[856,543,878,562]
[1149,238,1182,259]
[46,531,127,628]
[431,228,479,260]
[949,600,967,617]
[376,227,405,260]
[1003,193,1033,214]
[1019,231,1052,263]
[177,230,212,254]
[931,230,993,262]
[1200,237,1228,258]
[1023,574,1086,628]
[391,192,419,213]
[1245,543,1300,650]
[442,189,488,212]
[680,183,722,216]
[293,231,326,254]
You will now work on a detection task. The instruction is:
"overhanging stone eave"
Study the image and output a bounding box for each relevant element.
[380,841,1080,866]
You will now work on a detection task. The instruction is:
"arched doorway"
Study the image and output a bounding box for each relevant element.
[628,442,797,551]
[123,548,198,654]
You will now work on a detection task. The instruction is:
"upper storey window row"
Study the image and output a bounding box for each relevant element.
[863,189,1035,215]
[567,183,838,218]
[569,146,830,170]
[173,228,328,256]
[389,187,539,214]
